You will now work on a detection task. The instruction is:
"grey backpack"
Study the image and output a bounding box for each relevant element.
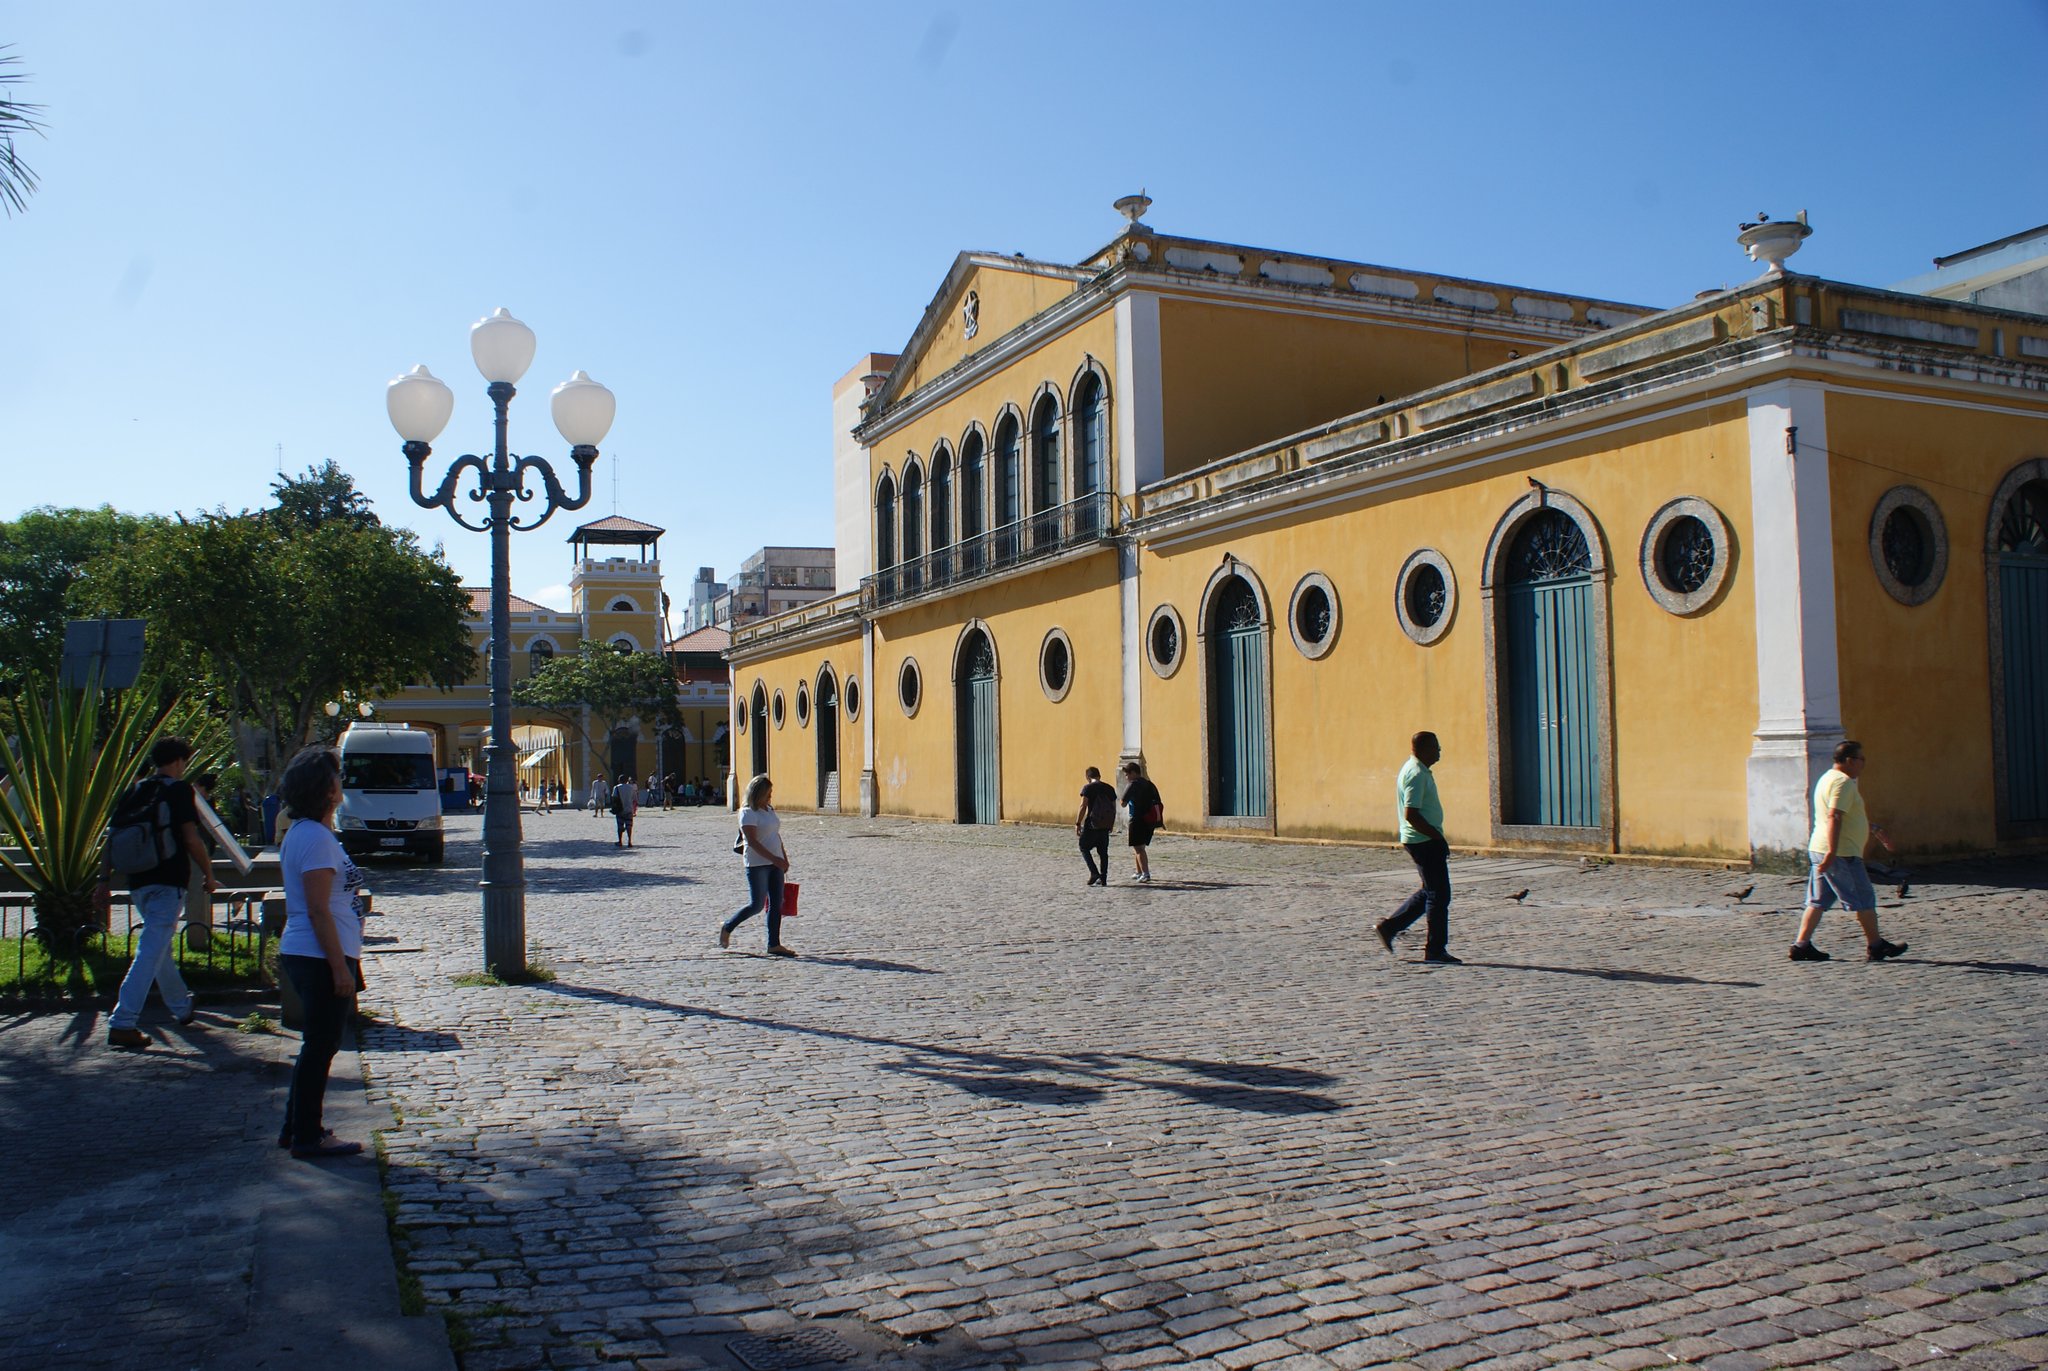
[107,779,177,875]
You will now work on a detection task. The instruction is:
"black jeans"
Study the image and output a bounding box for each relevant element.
[281,953,358,1147]
[1384,837,1451,955]
[723,865,784,947]
[1079,828,1110,880]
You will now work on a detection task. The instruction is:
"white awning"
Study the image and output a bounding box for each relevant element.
[518,747,555,769]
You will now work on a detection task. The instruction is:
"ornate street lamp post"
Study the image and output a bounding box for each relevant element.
[386,310,616,973]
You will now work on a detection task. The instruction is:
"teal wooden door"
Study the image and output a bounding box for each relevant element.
[1504,512,1600,828]
[956,632,999,823]
[1209,577,1269,817]
[1998,480,2048,822]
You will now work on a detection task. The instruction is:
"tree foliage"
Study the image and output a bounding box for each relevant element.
[513,643,682,750]
[0,45,43,217]
[0,506,147,690]
[71,467,475,789]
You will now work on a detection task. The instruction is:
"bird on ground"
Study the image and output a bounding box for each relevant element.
[1507,888,1529,903]
[1727,884,1754,902]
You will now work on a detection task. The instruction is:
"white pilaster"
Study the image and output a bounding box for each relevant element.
[1112,291,1164,495]
[859,618,879,816]
[1113,290,1163,770]
[1745,381,1841,860]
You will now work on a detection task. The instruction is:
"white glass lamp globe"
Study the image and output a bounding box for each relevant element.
[550,370,616,447]
[358,701,374,718]
[386,364,455,443]
[470,307,537,384]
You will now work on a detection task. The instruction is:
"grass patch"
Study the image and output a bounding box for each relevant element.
[235,1010,280,1035]
[374,1135,427,1318]
[450,959,556,989]
[442,1310,472,1352]
[0,930,274,1000]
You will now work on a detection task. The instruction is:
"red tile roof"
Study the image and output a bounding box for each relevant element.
[668,625,732,652]
[466,588,550,615]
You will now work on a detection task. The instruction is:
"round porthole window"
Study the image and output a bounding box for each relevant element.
[735,705,747,734]
[1639,497,1732,616]
[845,676,861,721]
[898,658,922,717]
[1146,605,1185,679]
[772,689,787,729]
[1288,573,1340,660]
[1039,628,1074,702]
[1869,485,1948,606]
[795,682,810,727]
[1395,550,1456,645]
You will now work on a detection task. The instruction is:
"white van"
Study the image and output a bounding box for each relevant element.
[337,723,445,863]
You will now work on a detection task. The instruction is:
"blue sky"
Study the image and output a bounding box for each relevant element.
[6,2,2045,617]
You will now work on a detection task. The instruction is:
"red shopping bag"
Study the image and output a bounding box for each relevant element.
[782,881,800,917]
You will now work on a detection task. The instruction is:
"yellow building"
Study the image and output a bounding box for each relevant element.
[728,206,2048,865]
[376,515,705,801]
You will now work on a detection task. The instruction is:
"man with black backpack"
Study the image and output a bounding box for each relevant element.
[96,736,219,1049]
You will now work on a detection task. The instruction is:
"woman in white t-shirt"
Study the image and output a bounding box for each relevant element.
[275,746,368,1159]
[719,773,793,956]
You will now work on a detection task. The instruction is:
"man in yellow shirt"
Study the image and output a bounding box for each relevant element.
[1791,740,1907,963]
[1376,731,1457,964]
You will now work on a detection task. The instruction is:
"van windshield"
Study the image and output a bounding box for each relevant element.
[344,753,436,791]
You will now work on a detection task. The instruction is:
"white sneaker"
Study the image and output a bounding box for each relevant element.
[1136,872,1151,883]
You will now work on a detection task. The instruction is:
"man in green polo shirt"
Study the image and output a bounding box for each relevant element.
[1376,731,1458,964]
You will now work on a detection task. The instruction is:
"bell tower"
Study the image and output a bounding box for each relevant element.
[568,516,667,653]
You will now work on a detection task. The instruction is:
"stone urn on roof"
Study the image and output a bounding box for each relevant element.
[1738,210,1812,275]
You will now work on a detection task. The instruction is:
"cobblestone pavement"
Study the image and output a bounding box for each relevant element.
[362,808,2048,1371]
[0,1000,295,1371]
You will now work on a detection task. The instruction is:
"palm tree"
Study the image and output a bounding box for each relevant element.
[0,45,45,216]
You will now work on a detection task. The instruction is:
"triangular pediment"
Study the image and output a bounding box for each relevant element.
[868,252,1091,415]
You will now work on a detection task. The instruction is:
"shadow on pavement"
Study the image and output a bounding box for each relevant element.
[358,1023,463,1052]
[535,981,1343,1115]
[795,954,936,974]
[1467,960,1763,989]
[1906,958,2048,977]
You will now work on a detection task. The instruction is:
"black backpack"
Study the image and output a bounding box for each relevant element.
[1085,787,1117,831]
[107,778,177,875]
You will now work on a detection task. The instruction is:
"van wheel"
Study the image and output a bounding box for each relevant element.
[423,839,444,865]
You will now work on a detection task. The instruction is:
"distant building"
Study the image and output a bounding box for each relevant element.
[666,624,734,792]
[372,514,692,801]
[684,546,837,630]
[1894,223,2048,316]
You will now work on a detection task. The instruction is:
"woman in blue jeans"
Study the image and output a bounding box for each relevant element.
[720,774,794,956]
[275,746,368,1158]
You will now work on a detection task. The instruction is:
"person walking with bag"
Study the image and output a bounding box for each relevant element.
[97,736,217,1049]
[590,774,609,818]
[1790,740,1908,963]
[612,775,640,848]
[1120,762,1163,884]
[274,746,368,1158]
[1076,766,1119,885]
[720,774,794,956]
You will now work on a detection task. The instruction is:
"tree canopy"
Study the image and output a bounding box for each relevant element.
[514,642,682,751]
[66,466,475,787]
[0,506,146,691]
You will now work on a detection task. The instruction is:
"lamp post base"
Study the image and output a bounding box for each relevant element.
[481,881,527,976]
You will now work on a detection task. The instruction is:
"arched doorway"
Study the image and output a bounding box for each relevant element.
[749,683,769,780]
[608,726,638,786]
[955,627,999,824]
[1207,574,1269,817]
[816,667,841,811]
[1502,509,1600,828]
[1991,466,2048,828]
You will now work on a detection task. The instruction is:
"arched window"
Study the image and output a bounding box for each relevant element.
[1031,394,1061,515]
[930,450,952,552]
[528,640,554,676]
[610,598,636,612]
[994,415,1021,558]
[1074,372,1106,534]
[960,430,985,542]
[875,472,897,571]
[902,464,924,590]
[902,464,924,561]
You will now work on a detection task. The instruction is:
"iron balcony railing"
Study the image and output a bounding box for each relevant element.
[864,492,1116,610]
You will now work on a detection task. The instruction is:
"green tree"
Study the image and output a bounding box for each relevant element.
[75,468,475,794]
[267,459,380,533]
[513,642,682,756]
[0,45,43,216]
[0,506,148,690]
